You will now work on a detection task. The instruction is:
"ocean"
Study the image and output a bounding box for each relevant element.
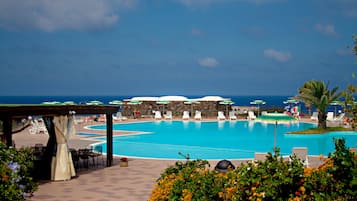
[0,95,342,114]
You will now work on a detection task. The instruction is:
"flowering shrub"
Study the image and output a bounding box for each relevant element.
[0,142,38,200]
[149,138,357,201]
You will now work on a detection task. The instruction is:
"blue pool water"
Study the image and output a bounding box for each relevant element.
[89,121,357,160]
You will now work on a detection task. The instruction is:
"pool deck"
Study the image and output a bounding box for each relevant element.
[13,117,326,201]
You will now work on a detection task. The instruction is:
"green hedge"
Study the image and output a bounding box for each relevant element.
[0,142,38,200]
[149,138,357,201]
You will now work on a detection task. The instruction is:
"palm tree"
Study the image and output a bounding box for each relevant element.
[296,80,341,129]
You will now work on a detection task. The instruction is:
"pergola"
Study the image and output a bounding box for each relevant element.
[0,104,119,168]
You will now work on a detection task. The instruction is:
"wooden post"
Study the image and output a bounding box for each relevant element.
[106,114,113,167]
[3,117,13,147]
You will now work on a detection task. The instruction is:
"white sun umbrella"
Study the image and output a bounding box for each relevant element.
[283,99,299,113]
[109,100,123,105]
[86,100,103,105]
[62,101,76,105]
[42,101,62,105]
[219,100,235,117]
[250,99,266,116]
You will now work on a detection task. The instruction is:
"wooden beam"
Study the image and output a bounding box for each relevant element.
[2,117,13,146]
[106,114,113,167]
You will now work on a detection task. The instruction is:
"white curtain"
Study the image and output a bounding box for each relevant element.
[51,115,76,181]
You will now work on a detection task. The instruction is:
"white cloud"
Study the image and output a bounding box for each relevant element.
[0,0,137,32]
[198,57,219,67]
[315,24,337,36]
[264,49,292,63]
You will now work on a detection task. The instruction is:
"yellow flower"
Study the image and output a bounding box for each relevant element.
[218,192,224,198]
[299,186,305,193]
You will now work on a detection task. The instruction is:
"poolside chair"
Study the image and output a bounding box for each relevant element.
[182,111,190,120]
[154,111,162,120]
[326,112,334,121]
[292,147,309,167]
[164,111,173,120]
[229,111,237,120]
[247,111,256,121]
[310,112,318,121]
[261,111,268,116]
[194,111,202,121]
[113,112,128,121]
[217,111,226,121]
[333,113,345,124]
[29,119,48,135]
[90,146,104,167]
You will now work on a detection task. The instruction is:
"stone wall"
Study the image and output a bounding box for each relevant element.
[121,101,232,119]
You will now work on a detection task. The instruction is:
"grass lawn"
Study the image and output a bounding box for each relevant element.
[288,126,353,134]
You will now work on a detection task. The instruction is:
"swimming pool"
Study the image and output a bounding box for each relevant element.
[89,121,357,160]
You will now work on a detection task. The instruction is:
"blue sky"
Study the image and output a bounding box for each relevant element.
[0,0,356,96]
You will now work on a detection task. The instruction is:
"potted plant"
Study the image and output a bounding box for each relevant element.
[119,157,128,167]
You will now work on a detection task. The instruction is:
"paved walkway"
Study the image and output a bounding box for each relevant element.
[12,118,324,201]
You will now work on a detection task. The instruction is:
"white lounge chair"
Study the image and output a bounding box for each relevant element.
[29,119,48,135]
[217,111,226,121]
[310,112,318,121]
[247,111,256,120]
[182,111,190,120]
[154,111,162,120]
[326,112,334,121]
[331,113,345,124]
[164,111,173,120]
[229,111,237,120]
[113,112,128,121]
[292,147,309,167]
[194,111,202,121]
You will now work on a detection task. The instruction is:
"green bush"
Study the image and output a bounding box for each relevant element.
[149,138,357,201]
[0,142,38,200]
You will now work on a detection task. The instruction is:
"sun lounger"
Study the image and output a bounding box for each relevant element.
[182,111,190,120]
[164,111,173,120]
[29,119,48,135]
[292,147,309,167]
[247,111,256,120]
[113,112,128,121]
[326,112,334,121]
[332,113,345,124]
[194,111,202,120]
[310,112,318,121]
[154,111,162,120]
[229,111,237,120]
[217,111,226,121]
